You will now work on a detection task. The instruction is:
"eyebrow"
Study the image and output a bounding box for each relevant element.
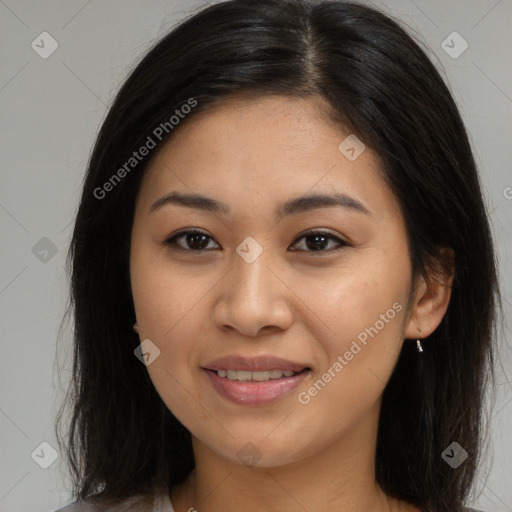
[149,191,371,218]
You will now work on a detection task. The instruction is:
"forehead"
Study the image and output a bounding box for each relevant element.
[137,95,401,222]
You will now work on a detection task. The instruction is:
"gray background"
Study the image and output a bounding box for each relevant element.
[0,1,511,511]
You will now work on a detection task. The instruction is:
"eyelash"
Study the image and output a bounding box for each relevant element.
[163,228,349,255]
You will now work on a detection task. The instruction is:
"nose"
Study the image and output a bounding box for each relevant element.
[211,247,294,337]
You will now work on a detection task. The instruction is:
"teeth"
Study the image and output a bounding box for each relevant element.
[252,371,270,381]
[216,369,298,381]
[237,370,252,381]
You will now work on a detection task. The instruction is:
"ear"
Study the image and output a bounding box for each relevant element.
[404,247,455,340]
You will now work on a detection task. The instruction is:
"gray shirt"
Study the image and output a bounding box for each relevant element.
[54,492,174,512]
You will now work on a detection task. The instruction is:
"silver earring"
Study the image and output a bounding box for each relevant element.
[416,339,423,353]
[133,323,139,332]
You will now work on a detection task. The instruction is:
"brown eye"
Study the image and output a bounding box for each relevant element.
[291,230,348,253]
[164,230,220,251]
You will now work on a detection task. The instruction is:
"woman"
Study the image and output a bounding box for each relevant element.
[55,1,499,511]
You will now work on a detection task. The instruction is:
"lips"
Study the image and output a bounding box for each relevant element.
[202,355,311,406]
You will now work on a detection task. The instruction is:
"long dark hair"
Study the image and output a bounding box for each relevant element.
[55,1,500,511]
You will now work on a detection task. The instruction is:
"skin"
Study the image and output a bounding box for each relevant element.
[130,95,453,512]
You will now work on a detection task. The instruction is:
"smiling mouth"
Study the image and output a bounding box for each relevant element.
[214,369,309,381]
[202,355,312,404]
[203,366,312,406]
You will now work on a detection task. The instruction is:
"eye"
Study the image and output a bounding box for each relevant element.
[290,229,348,254]
[163,228,348,254]
[163,229,220,252]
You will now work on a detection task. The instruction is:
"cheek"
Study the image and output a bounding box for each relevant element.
[130,250,204,403]
[289,250,410,420]
[291,298,407,458]
[131,242,208,340]
[133,273,203,380]
[294,248,411,353]
[134,269,210,431]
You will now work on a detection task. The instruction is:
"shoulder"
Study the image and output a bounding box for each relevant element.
[54,499,142,512]
[416,506,483,512]
[54,501,101,512]
[54,492,173,512]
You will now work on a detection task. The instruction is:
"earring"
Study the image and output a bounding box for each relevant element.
[416,339,423,353]
[133,323,139,333]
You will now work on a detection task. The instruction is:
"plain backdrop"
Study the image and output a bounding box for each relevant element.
[0,1,511,511]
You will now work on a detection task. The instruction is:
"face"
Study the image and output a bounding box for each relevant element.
[130,95,419,468]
